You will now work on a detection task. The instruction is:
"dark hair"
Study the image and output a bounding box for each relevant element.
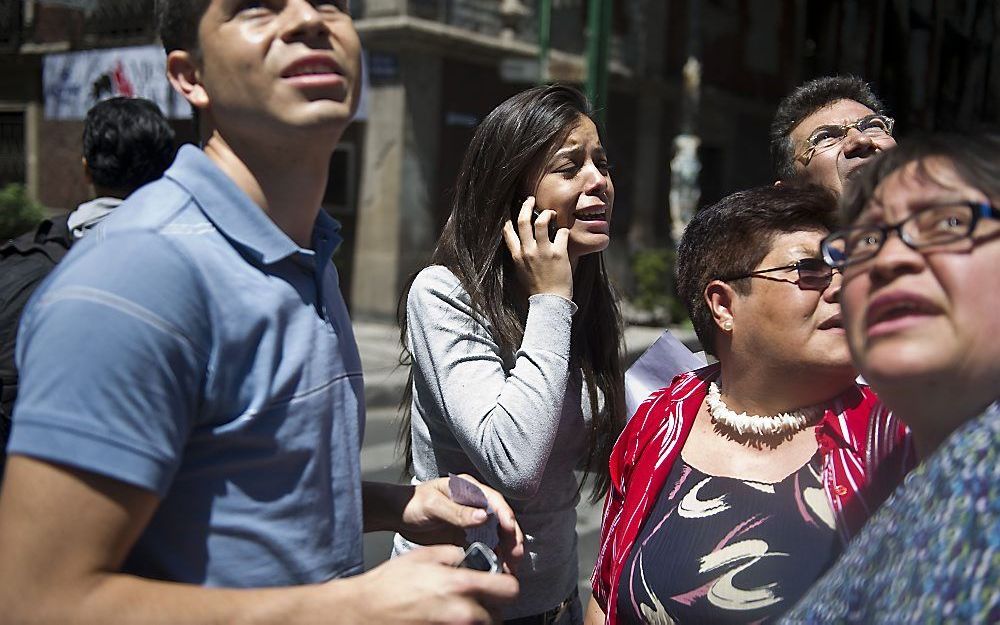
[770,76,888,181]
[83,97,176,195]
[676,184,839,355]
[842,130,1000,225]
[156,0,210,55]
[397,85,626,502]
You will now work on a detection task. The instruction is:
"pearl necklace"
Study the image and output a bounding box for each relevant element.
[706,382,816,438]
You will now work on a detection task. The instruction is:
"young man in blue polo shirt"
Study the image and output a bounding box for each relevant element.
[0,1,521,622]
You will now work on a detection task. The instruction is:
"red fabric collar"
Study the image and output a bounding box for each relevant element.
[595,363,911,624]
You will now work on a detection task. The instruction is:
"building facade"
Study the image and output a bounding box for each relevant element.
[1,0,997,319]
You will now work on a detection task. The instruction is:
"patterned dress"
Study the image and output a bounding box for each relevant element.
[592,365,914,625]
[781,402,1000,624]
[618,453,840,624]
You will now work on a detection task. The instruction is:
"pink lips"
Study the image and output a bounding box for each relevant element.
[281,55,345,89]
[817,313,843,331]
[574,203,610,233]
[864,290,939,338]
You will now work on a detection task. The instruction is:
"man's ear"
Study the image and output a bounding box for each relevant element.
[166,50,209,111]
[705,279,737,333]
[81,156,92,185]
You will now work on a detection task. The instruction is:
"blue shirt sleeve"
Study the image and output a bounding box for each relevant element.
[8,231,211,497]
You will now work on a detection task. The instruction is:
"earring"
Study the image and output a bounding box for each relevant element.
[722,319,733,331]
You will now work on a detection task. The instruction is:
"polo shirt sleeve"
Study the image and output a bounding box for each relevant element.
[8,232,211,497]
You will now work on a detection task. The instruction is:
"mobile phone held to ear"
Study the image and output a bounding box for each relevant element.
[456,541,500,573]
[531,208,560,243]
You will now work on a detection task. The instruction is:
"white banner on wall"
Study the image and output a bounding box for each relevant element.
[43,45,191,120]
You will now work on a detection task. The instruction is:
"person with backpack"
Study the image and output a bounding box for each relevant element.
[0,97,175,470]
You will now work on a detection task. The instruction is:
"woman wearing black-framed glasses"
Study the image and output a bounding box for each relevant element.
[588,184,912,625]
[822,200,1000,268]
[783,132,1000,624]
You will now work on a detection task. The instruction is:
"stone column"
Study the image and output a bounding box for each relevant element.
[351,51,443,321]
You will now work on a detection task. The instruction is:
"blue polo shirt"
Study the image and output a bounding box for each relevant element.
[9,145,365,586]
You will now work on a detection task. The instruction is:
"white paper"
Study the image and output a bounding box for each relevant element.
[625,330,707,419]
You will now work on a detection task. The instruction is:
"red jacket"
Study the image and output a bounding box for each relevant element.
[591,364,912,624]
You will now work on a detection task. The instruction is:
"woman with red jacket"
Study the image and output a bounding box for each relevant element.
[586,184,912,625]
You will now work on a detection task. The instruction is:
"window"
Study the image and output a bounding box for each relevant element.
[0,112,25,188]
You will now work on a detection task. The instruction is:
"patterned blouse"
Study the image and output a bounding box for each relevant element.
[780,402,1000,624]
[618,453,840,624]
[592,364,913,625]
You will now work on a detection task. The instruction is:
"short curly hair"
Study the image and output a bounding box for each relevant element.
[676,184,838,356]
[770,76,887,181]
[83,97,176,194]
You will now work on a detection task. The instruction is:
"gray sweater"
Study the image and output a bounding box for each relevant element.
[393,265,593,618]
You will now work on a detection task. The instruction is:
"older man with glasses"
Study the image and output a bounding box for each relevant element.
[771,76,897,196]
[623,77,897,433]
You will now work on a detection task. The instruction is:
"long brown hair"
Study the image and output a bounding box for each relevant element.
[396,85,625,502]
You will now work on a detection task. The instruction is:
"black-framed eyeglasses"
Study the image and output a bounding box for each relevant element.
[822,201,1000,268]
[795,114,895,165]
[718,257,837,291]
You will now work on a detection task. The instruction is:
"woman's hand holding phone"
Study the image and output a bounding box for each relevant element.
[502,196,573,300]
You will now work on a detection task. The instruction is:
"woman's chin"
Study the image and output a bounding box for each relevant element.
[795,357,857,385]
[568,234,610,258]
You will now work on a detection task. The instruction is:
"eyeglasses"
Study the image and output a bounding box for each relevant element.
[796,114,895,165]
[822,201,1000,268]
[719,257,837,291]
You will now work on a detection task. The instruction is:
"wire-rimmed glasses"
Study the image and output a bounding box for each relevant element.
[796,114,895,165]
[821,201,1000,268]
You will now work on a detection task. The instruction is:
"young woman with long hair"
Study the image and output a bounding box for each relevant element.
[393,84,625,624]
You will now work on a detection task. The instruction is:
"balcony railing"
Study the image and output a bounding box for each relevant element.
[394,0,624,63]
[24,0,154,48]
[84,0,155,44]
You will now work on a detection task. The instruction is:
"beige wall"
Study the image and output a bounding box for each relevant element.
[351,52,443,321]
